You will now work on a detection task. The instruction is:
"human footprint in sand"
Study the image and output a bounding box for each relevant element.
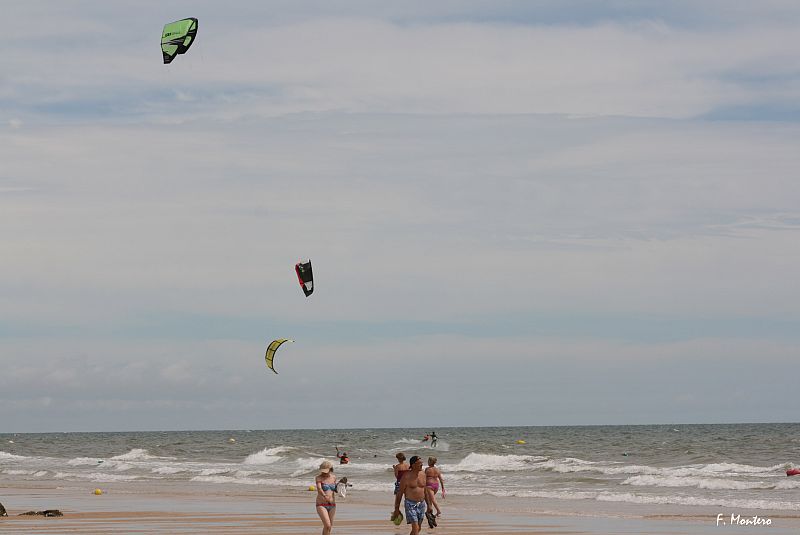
[425,456,445,524]
[315,460,337,535]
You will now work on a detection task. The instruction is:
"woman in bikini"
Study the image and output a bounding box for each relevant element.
[425,456,445,520]
[315,460,337,535]
[393,452,410,495]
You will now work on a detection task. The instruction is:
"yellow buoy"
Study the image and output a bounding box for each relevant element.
[516,439,526,444]
[94,488,103,495]
[308,485,316,491]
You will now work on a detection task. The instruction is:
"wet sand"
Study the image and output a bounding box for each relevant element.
[2,480,799,534]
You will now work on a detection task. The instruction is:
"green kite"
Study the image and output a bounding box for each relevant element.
[161,18,198,64]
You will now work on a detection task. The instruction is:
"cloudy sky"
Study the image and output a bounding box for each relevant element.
[1,1,799,432]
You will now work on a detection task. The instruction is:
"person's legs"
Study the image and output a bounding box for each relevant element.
[405,499,427,533]
[431,488,442,516]
[316,505,333,535]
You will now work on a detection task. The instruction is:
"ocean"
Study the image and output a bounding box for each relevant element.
[2,424,800,513]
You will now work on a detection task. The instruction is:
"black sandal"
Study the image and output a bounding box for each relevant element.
[425,510,437,528]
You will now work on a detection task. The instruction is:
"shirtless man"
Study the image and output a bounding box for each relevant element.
[392,455,428,534]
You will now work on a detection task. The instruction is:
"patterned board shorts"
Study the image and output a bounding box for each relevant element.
[404,498,427,525]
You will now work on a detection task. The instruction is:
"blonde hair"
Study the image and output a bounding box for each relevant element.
[428,456,437,466]
[318,460,333,475]
[396,452,406,461]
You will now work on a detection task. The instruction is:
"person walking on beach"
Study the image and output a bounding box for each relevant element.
[392,455,427,535]
[425,456,445,521]
[393,452,410,495]
[315,460,337,535]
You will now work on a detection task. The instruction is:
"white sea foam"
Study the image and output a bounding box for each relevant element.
[242,446,294,465]
[67,457,104,466]
[332,462,389,473]
[622,475,770,490]
[0,451,28,461]
[445,452,546,472]
[151,466,187,475]
[54,471,141,482]
[436,487,800,511]
[393,438,423,445]
[290,457,332,477]
[539,458,785,478]
[113,462,135,472]
[199,468,234,476]
[594,491,800,511]
[110,448,154,461]
[701,462,780,474]
[190,475,299,487]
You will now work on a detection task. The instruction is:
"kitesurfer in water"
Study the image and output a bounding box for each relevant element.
[393,452,410,495]
[335,446,349,464]
[315,460,337,535]
[393,455,428,535]
[430,431,438,448]
[424,456,445,523]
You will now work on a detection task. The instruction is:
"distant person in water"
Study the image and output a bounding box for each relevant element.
[422,434,430,442]
[335,447,349,464]
[425,456,445,521]
[315,460,337,535]
[430,431,438,448]
[393,455,428,535]
[393,452,410,495]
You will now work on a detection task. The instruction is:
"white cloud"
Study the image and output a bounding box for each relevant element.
[1,2,799,430]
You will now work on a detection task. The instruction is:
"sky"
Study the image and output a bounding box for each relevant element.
[1,1,799,432]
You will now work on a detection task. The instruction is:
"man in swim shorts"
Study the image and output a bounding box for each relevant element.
[393,455,428,534]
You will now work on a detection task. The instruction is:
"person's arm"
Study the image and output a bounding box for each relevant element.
[439,471,446,498]
[393,476,405,515]
[316,477,326,500]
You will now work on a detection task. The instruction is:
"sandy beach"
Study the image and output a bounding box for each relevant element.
[3,480,800,534]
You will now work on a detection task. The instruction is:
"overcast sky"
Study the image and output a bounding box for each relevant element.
[1,1,799,432]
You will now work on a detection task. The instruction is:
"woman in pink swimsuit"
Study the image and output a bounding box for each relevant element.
[425,456,445,519]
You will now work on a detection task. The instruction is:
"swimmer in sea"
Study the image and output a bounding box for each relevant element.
[335,446,349,464]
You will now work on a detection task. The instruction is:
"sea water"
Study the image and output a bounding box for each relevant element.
[2,424,800,512]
